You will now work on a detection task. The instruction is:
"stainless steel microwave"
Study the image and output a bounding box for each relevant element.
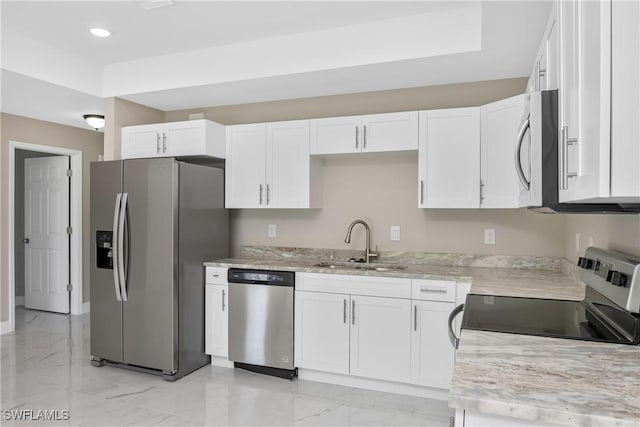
[514,89,640,213]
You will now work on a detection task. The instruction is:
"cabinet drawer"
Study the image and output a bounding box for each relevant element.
[205,267,228,284]
[411,279,456,302]
[297,273,411,299]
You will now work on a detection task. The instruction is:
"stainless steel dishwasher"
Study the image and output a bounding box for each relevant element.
[227,268,296,379]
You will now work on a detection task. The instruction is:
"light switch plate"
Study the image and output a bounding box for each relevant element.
[484,228,495,245]
[268,224,277,238]
[390,226,401,241]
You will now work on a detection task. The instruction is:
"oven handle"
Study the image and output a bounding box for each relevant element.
[448,304,465,349]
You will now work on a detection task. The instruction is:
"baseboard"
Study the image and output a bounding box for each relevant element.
[15,296,25,306]
[82,302,90,314]
[211,357,234,368]
[298,369,449,401]
[0,320,13,335]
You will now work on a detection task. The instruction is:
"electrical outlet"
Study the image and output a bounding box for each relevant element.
[484,228,496,245]
[268,224,277,238]
[588,236,594,247]
[390,226,401,241]
[575,233,581,253]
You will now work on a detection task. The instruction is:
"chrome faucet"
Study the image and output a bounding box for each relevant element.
[344,219,378,263]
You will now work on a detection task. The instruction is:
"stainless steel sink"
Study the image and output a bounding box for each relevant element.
[312,262,407,272]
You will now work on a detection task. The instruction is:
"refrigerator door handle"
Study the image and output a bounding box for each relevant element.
[118,192,128,301]
[112,193,122,301]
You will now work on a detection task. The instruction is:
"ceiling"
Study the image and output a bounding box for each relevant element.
[0,1,552,130]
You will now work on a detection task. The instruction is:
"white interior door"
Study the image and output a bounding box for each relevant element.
[24,156,70,313]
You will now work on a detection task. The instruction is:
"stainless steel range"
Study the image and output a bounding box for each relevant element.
[453,247,640,347]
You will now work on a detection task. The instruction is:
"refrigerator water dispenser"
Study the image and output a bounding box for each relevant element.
[96,231,113,269]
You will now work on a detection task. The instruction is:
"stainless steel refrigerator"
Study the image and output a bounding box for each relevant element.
[89,157,228,380]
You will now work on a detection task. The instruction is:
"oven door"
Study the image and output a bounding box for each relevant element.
[515,91,543,207]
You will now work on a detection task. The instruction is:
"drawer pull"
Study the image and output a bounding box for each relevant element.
[420,287,447,293]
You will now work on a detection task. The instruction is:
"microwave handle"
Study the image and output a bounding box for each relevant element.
[514,118,531,191]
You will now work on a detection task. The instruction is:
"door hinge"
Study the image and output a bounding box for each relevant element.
[66,169,72,177]
[66,283,72,292]
[66,227,72,235]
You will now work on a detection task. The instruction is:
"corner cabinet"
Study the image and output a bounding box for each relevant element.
[558,0,640,203]
[121,119,225,159]
[225,120,322,209]
[479,95,526,209]
[417,96,525,209]
[205,267,229,359]
[310,112,418,155]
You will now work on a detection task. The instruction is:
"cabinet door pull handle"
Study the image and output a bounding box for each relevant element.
[221,289,226,311]
[162,132,167,153]
[259,184,263,205]
[156,134,161,154]
[351,300,356,325]
[420,287,448,294]
[363,125,367,149]
[414,305,417,331]
[343,299,347,324]
[561,125,578,190]
[355,126,359,149]
[266,184,270,205]
[420,180,424,205]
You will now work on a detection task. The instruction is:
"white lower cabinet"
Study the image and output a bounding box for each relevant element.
[205,267,229,359]
[350,296,412,383]
[410,300,455,388]
[294,291,350,375]
[295,273,468,391]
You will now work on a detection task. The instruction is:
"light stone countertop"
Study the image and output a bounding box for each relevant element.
[203,257,586,300]
[204,252,639,427]
[449,330,640,427]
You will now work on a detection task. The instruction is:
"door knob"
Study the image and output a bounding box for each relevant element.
[23,238,30,244]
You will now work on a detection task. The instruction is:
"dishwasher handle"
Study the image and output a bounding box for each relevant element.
[448,304,465,349]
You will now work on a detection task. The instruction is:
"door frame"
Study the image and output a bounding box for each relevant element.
[7,141,83,333]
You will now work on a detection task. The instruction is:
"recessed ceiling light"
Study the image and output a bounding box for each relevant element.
[90,28,111,38]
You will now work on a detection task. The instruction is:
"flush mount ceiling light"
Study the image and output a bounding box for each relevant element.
[90,28,111,38]
[83,114,105,130]
[140,0,175,10]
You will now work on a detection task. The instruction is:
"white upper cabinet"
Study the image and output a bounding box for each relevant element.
[532,4,559,92]
[310,112,418,155]
[558,0,640,203]
[360,112,419,153]
[418,107,481,208]
[310,115,362,154]
[226,124,266,209]
[226,120,321,209]
[480,94,526,208]
[121,119,225,159]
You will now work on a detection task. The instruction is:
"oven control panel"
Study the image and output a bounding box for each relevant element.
[578,247,640,314]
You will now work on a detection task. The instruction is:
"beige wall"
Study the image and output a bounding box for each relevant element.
[230,152,566,257]
[0,113,104,322]
[564,215,640,263]
[165,78,529,124]
[104,97,164,160]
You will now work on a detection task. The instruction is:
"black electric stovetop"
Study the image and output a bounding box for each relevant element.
[462,289,639,345]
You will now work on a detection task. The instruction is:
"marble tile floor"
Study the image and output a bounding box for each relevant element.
[1,308,453,426]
